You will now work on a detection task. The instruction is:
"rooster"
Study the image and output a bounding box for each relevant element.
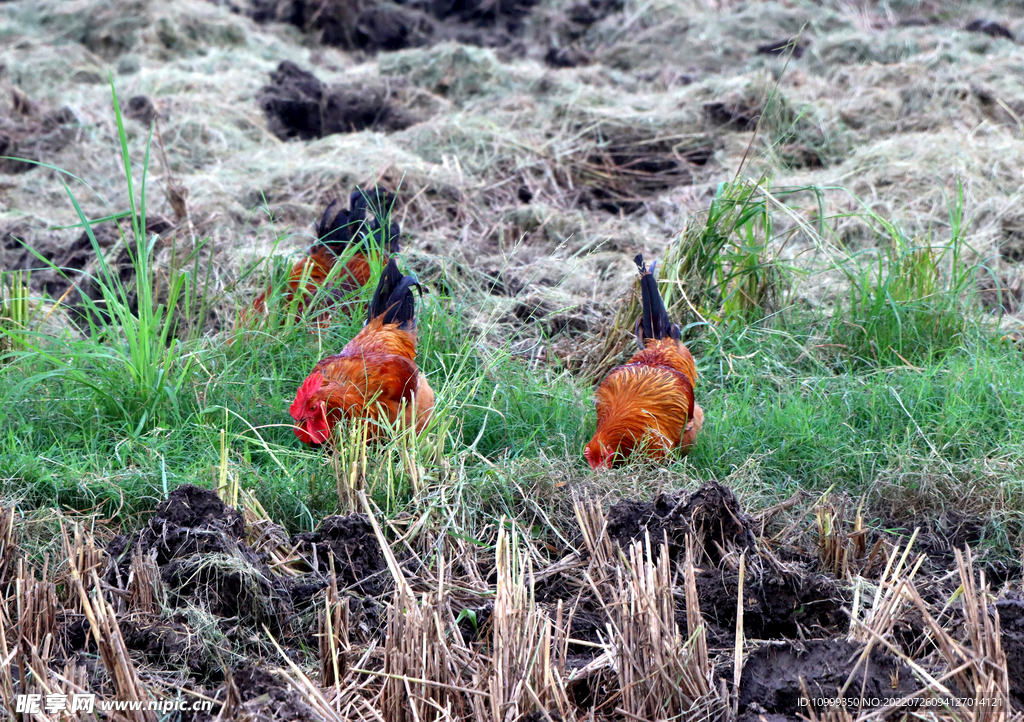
[289,258,434,445]
[249,187,399,325]
[584,254,704,469]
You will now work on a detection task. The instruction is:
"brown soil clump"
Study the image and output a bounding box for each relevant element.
[292,513,389,596]
[104,484,291,631]
[246,0,537,52]
[0,95,78,174]
[606,481,756,563]
[259,61,419,140]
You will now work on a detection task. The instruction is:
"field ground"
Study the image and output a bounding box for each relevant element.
[2,0,1024,719]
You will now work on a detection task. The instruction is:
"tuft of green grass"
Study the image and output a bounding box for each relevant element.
[827,182,979,368]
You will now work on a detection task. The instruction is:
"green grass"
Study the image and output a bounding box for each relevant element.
[2,86,1022,556]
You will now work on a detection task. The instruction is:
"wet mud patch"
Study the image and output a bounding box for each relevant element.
[259,61,419,140]
[739,639,917,716]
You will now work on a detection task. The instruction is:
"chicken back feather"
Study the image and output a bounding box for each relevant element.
[290,258,434,446]
[585,254,703,469]
[249,187,399,327]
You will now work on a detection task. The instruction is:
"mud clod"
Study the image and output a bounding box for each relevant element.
[121,619,216,680]
[0,100,78,174]
[606,482,755,563]
[697,568,848,642]
[231,665,320,720]
[104,485,291,634]
[259,61,418,141]
[125,95,159,125]
[739,639,917,715]
[965,19,1014,40]
[248,0,535,52]
[756,38,809,59]
[545,45,591,68]
[704,100,760,130]
[292,514,389,597]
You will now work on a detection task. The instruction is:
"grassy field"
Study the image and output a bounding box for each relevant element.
[3,0,1024,720]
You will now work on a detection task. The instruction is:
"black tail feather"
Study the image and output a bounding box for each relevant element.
[368,258,420,327]
[368,218,402,253]
[316,200,352,246]
[318,187,399,251]
[634,253,680,344]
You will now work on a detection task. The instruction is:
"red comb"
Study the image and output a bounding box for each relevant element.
[290,371,324,420]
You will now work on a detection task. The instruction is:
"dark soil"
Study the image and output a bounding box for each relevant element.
[258,61,419,141]
[120,618,218,680]
[704,100,761,130]
[995,592,1024,707]
[125,95,159,125]
[571,125,712,214]
[606,482,755,564]
[965,19,1014,40]
[228,665,320,720]
[104,484,291,632]
[978,270,1022,314]
[245,0,538,52]
[291,513,389,597]
[0,214,175,330]
[545,45,591,68]
[695,567,848,643]
[0,101,78,174]
[739,639,917,715]
[756,38,809,59]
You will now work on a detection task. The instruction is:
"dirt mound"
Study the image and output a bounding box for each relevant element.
[704,99,761,131]
[606,482,755,563]
[124,95,159,125]
[0,93,78,174]
[104,485,291,631]
[739,639,917,715]
[258,61,419,141]
[120,618,216,680]
[244,0,537,52]
[756,38,809,59]
[292,513,389,596]
[696,568,848,642]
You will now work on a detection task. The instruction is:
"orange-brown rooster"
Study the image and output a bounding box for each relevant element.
[249,187,399,325]
[289,258,435,446]
[584,254,703,469]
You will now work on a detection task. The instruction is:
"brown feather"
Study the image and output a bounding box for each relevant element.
[586,336,700,468]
